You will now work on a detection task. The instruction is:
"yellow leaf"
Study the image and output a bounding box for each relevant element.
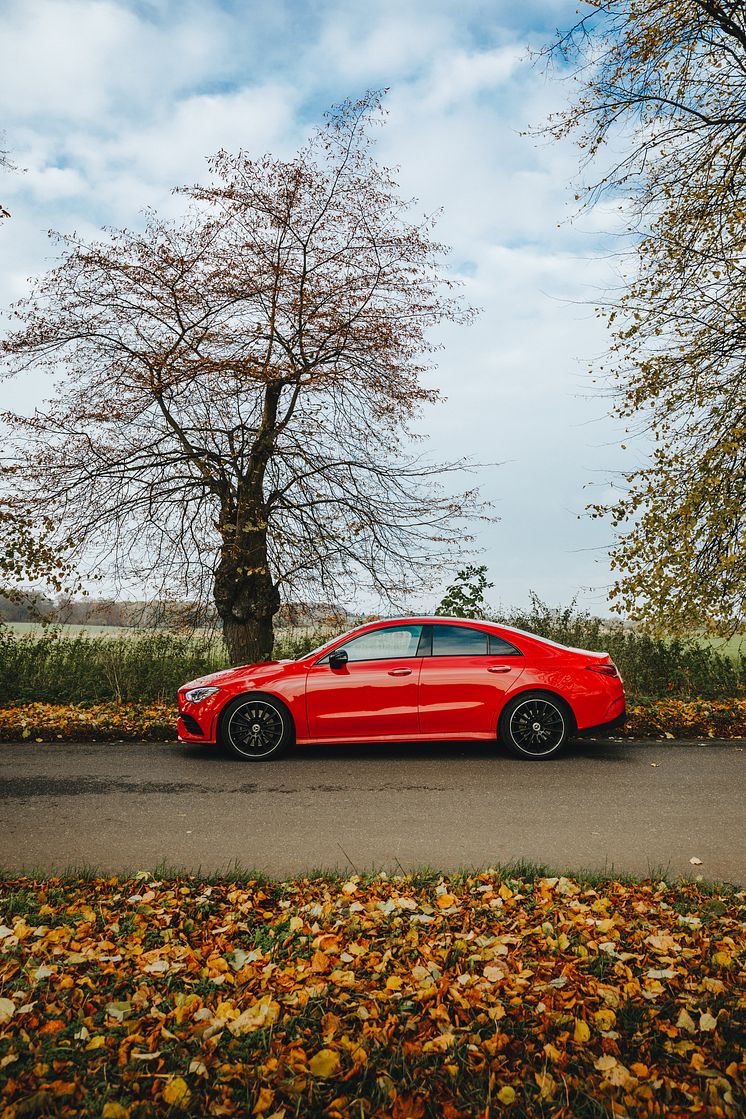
[228,997,279,1035]
[535,1070,556,1100]
[162,1077,190,1107]
[699,1011,717,1031]
[385,975,403,991]
[253,1086,275,1113]
[85,1036,106,1051]
[496,1085,516,1105]
[215,1000,239,1021]
[573,1018,590,1043]
[676,1008,696,1033]
[0,999,15,1025]
[308,1048,341,1078]
[102,1104,130,1119]
[594,1008,616,1031]
[595,1055,617,1071]
[436,893,457,909]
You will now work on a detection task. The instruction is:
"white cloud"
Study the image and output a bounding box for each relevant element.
[0,0,636,612]
[313,3,455,81]
[0,0,227,123]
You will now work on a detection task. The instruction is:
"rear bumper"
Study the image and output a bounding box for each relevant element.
[576,707,627,738]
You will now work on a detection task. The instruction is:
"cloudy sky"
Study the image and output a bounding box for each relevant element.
[0,0,635,615]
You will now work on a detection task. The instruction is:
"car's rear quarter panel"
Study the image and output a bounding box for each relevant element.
[513,659,624,731]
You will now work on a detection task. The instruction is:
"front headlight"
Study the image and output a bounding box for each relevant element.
[184,686,220,704]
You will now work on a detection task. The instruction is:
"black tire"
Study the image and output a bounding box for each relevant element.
[498,691,572,760]
[218,693,294,761]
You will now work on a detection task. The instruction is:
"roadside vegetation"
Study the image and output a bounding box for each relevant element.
[0,598,743,706]
[0,868,741,1118]
[3,697,745,743]
[1,595,744,741]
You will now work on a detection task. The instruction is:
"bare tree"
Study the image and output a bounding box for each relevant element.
[1,94,484,662]
[0,134,13,219]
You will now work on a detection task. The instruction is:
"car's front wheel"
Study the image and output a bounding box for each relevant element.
[499,692,571,760]
[218,693,293,761]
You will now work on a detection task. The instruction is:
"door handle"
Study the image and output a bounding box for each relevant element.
[487,665,512,674]
[388,668,413,676]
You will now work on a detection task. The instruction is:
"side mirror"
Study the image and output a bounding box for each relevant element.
[329,649,349,669]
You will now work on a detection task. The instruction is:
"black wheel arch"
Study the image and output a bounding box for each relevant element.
[217,690,296,757]
[499,687,578,738]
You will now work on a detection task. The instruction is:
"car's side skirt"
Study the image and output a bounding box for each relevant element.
[295,731,498,745]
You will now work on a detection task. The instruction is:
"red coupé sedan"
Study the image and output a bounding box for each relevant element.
[178,617,626,761]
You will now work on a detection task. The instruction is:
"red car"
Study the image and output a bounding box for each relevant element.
[178,617,625,761]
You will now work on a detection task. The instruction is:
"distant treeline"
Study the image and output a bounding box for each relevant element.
[0,594,350,629]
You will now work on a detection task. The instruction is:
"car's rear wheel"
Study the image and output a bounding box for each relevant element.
[499,692,570,760]
[218,693,293,761]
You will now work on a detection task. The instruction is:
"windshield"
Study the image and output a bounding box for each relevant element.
[297,626,359,660]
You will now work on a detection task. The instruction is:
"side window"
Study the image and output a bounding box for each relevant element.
[432,624,488,656]
[329,624,424,663]
[489,633,523,657]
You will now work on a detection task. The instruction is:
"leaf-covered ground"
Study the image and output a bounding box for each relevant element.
[0,699,745,742]
[0,871,743,1118]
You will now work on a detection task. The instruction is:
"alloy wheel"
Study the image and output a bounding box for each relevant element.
[508,698,565,756]
[227,699,285,758]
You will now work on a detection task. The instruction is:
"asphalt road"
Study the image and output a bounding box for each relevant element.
[1,738,744,882]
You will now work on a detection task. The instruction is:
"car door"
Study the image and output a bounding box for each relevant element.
[305,623,425,740]
[417,623,525,737]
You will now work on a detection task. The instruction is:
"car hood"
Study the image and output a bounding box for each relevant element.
[181,660,293,690]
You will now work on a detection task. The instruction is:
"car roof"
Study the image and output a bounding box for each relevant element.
[358,617,605,657]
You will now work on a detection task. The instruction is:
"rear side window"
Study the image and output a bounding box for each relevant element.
[489,633,523,657]
[432,624,488,656]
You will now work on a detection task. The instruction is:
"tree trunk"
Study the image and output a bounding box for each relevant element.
[222,609,277,666]
[213,496,281,665]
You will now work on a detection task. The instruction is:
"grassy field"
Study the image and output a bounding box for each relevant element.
[4,622,152,638]
[698,634,746,658]
[0,867,741,1118]
[3,617,744,643]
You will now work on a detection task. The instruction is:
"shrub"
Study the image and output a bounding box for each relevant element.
[0,624,343,706]
[0,602,743,706]
[0,628,227,705]
[496,595,746,699]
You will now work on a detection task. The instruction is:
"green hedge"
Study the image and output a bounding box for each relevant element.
[0,629,227,705]
[0,603,743,705]
[496,597,746,700]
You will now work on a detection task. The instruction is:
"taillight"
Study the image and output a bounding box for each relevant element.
[586,663,618,677]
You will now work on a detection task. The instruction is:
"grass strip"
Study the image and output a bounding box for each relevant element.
[0,870,743,1118]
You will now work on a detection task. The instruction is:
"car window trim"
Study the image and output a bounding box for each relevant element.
[431,622,489,657]
[488,634,524,657]
[314,623,426,666]
[425,623,525,658]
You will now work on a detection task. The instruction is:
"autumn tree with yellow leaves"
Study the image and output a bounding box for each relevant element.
[544,0,746,634]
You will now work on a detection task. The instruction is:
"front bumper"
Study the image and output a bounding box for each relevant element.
[177,690,223,744]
